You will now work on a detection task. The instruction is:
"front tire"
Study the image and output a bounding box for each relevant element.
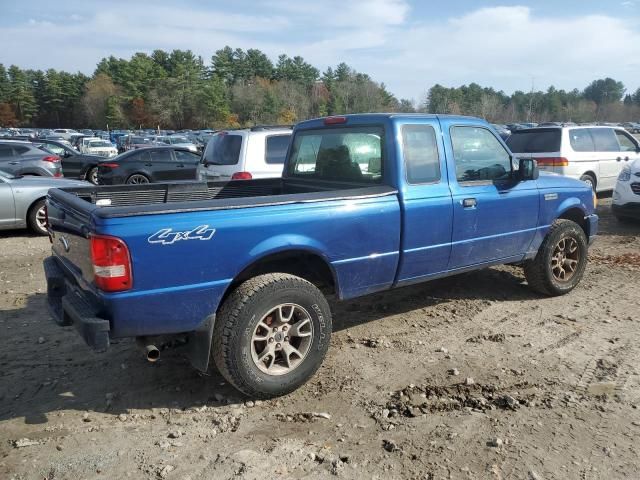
[27,199,48,235]
[523,219,588,296]
[212,273,332,398]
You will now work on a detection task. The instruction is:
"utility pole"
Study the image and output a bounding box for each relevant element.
[527,76,535,122]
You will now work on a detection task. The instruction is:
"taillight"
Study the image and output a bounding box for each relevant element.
[324,116,347,125]
[43,155,60,163]
[90,235,132,292]
[53,172,63,178]
[99,163,119,168]
[231,171,252,180]
[534,157,569,167]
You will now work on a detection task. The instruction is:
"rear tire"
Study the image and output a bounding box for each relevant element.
[212,273,332,398]
[27,199,48,236]
[579,174,596,191]
[523,219,588,296]
[86,167,99,185]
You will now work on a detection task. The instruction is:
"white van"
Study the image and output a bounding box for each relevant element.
[197,126,292,181]
[507,126,640,192]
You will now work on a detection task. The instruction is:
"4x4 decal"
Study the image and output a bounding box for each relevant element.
[148,225,216,245]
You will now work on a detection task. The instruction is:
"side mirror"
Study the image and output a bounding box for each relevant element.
[518,158,539,181]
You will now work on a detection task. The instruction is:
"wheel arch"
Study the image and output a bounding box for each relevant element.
[217,248,338,313]
[557,206,589,237]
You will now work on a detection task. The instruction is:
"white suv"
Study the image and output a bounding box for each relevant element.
[197,126,292,181]
[507,126,640,192]
[612,158,640,222]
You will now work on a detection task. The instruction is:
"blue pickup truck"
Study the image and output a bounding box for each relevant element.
[43,114,598,397]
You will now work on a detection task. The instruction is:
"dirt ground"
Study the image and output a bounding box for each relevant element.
[1,196,639,480]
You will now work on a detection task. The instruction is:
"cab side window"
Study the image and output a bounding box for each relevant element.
[450,126,511,183]
[402,124,440,183]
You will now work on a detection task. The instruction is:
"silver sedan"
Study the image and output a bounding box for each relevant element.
[0,169,90,235]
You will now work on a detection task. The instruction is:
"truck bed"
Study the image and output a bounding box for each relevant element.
[49,178,397,218]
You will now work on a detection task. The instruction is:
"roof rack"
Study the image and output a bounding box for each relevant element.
[249,125,293,132]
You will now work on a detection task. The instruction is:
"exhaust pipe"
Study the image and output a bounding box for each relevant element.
[137,337,160,362]
[145,344,160,362]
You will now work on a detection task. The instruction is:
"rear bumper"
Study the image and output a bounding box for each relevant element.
[43,256,110,352]
[612,203,640,219]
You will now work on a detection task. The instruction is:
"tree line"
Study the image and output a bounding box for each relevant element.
[0,47,638,129]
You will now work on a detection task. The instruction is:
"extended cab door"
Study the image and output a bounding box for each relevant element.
[396,120,454,283]
[439,119,539,269]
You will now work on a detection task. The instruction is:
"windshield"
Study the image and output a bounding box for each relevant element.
[131,136,149,144]
[286,126,383,183]
[170,136,190,144]
[89,140,111,148]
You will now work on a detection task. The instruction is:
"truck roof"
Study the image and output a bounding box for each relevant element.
[296,113,485,129]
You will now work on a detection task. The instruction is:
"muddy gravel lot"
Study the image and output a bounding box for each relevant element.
[1,197,639,480]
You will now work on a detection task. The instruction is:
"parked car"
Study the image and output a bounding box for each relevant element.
[81,138,118,158]
[152,135,199,153]
[122,135,153,151]
[97,146,201,184]
[197,126,292,181]
[507,126,639,192]
[491,124,511,140]
[34,139,103,184]
[51,128,78,140]
[612,158,640,222]
[621,122,640,134]
[0,168,88,235]
[44,113,597,398]
[0,141,62,177]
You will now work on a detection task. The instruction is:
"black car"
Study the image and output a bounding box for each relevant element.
[97,147,201,185]
[33,139,103,184]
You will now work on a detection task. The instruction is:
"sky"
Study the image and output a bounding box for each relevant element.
[1,0,639,101]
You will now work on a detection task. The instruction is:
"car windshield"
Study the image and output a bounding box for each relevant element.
[89,140,111,148]
[170,137,190,144]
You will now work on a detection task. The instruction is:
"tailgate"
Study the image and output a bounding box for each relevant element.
[46,189,96,288]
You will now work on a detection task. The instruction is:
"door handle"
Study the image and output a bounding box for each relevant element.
[624,156,629,161]
[145,163,152,166]
[462,198,477,208]
[8,161,18,165]
[176,164,185,168]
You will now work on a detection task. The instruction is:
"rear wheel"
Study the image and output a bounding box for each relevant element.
[27,199,48,236]
[212,273,332,398]
[523,219,588,296]
[126,173,150,184]
[86,167,99,184]
[580,174,596,191]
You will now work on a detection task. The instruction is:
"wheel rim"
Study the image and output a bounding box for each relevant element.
[35,206,47,232]
[551,236,580,282]
[250,303,314,376]
[127,174,149,184]
[88,168,98,184]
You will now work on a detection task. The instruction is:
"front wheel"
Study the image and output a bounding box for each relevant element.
[86,166,99,185]
[523,219,588,296]
[212,273,332,398]
[27,199,48,235]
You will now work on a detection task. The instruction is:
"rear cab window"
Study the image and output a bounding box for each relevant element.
[506,129,561,153]
[401,124,440,184]
[286,126,383,183]
[202,133,242,166]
